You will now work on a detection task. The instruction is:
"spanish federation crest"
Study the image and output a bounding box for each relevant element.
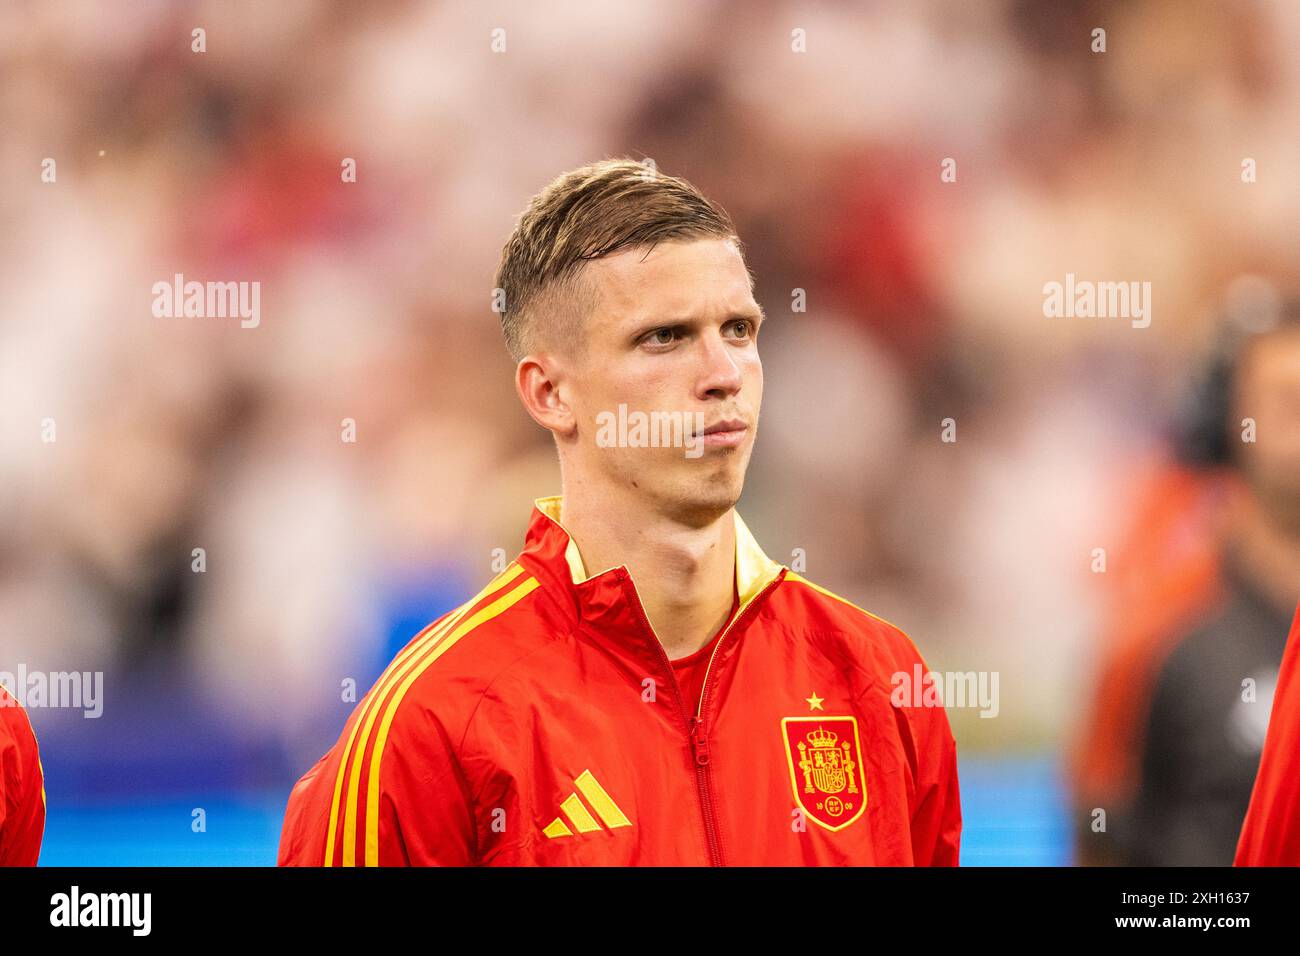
[781,716,867,831]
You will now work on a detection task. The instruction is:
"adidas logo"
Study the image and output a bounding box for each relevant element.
[542,769,632,838]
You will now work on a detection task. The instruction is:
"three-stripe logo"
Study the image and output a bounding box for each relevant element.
[542,769,632,838]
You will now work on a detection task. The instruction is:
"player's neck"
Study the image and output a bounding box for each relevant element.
[559,485,737,661]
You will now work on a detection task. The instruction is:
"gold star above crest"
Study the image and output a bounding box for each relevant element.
[805,692,824,711]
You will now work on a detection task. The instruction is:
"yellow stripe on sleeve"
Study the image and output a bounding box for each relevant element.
[361,576,540,866]
[324,562,523,865]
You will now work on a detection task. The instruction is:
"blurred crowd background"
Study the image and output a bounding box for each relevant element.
[3,0,1299,864]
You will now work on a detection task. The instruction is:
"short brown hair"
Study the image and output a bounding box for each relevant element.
[494,158,741,362]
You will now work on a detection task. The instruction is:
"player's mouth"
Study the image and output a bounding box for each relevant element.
[699,418,749,448]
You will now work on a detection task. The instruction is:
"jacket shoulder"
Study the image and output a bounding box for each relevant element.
[379,560,553,724]
[0,685,41,771]
[278,561,548,866]
[777,571,934,672]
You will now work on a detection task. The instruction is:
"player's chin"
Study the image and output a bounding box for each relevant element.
[690,461,748,505]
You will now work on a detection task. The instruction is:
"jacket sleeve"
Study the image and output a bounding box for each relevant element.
[278,699,479,867]
[0,689,46,867]
[373,703,479,866]
[277,752,331,865]
[908,702,962,866]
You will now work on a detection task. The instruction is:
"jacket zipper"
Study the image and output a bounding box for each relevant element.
[619,567,786,867]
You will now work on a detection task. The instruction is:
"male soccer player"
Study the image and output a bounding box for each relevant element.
[279,159,961,866]
[0,684,45,866]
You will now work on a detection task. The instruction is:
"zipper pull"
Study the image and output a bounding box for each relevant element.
[690,715,710,766]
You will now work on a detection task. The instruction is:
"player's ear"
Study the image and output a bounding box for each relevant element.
[516,354,577,438]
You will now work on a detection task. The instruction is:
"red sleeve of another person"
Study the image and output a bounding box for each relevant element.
[910,701,962,866]
[0,686,46,866]
[1235,602,1300,866]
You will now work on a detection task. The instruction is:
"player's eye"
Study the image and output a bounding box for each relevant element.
[727,318,754,339]
[641,327,681,348]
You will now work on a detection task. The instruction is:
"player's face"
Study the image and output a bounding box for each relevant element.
[570,237,764,522]
[1235,327,1300,533]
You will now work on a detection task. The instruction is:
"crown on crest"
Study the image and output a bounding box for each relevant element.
[806,725,839,748]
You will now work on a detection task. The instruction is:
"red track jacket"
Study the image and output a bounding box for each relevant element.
[0,685,45,866]
[279,496,962,866]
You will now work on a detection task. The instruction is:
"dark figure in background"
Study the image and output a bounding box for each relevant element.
[1125,295,1300,865]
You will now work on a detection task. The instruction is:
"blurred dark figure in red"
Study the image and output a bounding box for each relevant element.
[1073,289,1300,865]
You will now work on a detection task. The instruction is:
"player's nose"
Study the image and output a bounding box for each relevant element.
[694,330,744,399]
